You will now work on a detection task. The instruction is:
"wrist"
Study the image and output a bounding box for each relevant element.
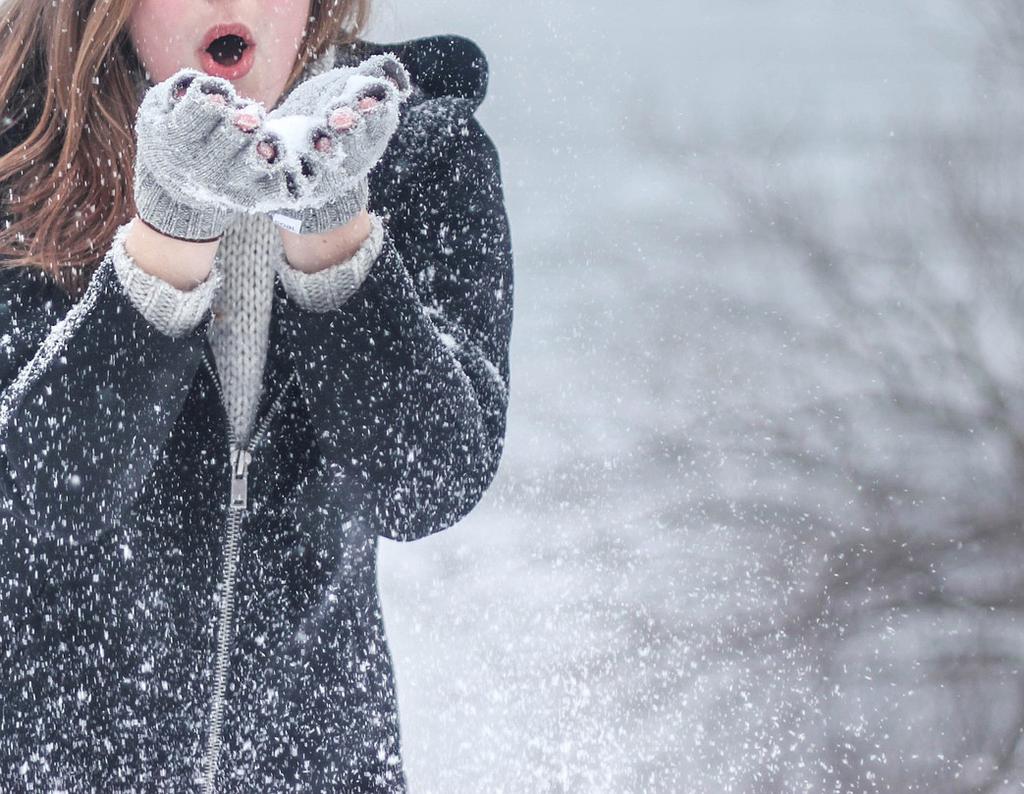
[278,210,373,273]
[124,216,220,290]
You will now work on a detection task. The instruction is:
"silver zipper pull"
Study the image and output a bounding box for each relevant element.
[229,447,252,510]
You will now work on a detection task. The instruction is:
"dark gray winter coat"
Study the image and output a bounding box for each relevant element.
[0,34,512,792]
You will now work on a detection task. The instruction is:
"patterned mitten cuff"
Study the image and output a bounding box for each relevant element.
[134,163,235,242]
[111,221,223,338]
[272,212,384,312]
[267,177,368,236]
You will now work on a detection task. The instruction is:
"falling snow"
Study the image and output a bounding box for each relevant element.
[2,0,1022,792]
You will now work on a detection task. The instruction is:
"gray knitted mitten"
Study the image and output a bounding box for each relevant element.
[133,69,300,241]
[260,54,412,236]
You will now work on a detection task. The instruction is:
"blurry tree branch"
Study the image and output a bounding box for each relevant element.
[631,0,1024,790]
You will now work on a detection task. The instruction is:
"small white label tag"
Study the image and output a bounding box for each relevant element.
[269,213,304,234]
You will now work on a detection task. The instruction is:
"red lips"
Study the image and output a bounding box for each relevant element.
[198,23,256,80]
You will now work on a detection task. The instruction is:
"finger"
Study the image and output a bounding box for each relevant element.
[328,106,359,133]
[356,53,412,100]
[256,138,280,163]
[325,79,392,133]
[233,103,263,132]
[167,76,241,140]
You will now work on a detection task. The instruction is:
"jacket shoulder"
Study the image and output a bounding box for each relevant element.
[337,34,490,111]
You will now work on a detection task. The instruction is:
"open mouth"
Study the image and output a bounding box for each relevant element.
[200,24,255,78]
[207,34,248,66]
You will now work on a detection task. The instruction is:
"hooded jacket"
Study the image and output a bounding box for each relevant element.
[0,34,513,793]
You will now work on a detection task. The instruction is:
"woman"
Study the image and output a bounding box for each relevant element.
[0,0,513,790]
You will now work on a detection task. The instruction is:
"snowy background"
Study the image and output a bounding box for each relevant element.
[369,2,1024,792]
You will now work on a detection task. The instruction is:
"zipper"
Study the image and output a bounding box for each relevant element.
[198,345,297,793]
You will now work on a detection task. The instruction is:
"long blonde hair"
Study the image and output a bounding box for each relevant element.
[0,0,371,299]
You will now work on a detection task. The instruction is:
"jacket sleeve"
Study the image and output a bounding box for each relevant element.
[111,221,224,339]
[271,114,514,542]
[0,247,215,536]
[270,214,384,312]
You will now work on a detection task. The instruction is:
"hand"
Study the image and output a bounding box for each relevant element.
[132,68,298,241]
[259,54,412,235]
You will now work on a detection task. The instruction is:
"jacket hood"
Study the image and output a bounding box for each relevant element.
[333,33,489,141]
[337,34,490,116]
[332,34,493,190]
